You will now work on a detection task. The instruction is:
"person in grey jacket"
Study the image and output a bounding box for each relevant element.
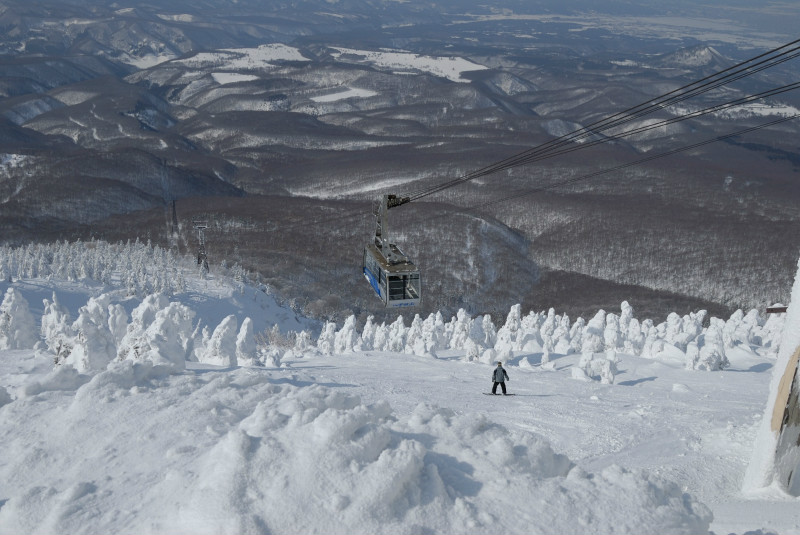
[491,362,510,395]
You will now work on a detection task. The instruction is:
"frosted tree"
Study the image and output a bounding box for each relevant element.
[541,334,554,367]
[495,304,522,354]
[518,311,543,351]
[64,295,118,372]
[580,310,606,354]
[41,292,74,361]
[108,304,129,346]
[722,309,744,349]
[575,352,617,384]
[259,347,283,368]
[603,313,622,352]
[191,325,211,362]
[0,288,38,350]
[442,314,456,347]
[404,314,424,355]
[463,338,480,362]
[759,312,785,354]
[663,313,683,347]
[481,347,498,365]
[201,315,239,367]
[568,317,585,354]
[124,302,195,373]
[686,317,729,371]
[117,293,170,361]
[293,330,313,354]
[495,344,514,365]
[480,314,497,348]
[316,321,337,355]
[422,311,447,351]
[236,317,258,366]
[334,315,359,354]
[355,315,376,351]
[420,313,438,352]
[735,309,762,346]
[386,316,406,353]
[372,321,389,351]
[553,314,572,354]
[540,309,557,340]
[619,301,634,335]
[640,319,659,358]
[624,318,645,356]
[685,310,706,340]
[468,316,487,350]
[449,309,471,350]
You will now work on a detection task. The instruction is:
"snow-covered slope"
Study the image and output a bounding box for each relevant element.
[0,241,798,534]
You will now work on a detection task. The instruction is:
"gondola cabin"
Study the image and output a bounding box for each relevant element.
[363,243,421,307]
[363,193,421,307]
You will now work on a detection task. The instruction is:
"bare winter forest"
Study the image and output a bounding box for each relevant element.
[1,0,799,324]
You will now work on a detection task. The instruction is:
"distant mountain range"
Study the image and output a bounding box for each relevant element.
[1,0,799,322]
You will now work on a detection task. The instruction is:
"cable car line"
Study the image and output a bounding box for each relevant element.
[275,40,800,237]
[405,38,800,202]
[406,39,800,200]
[256,39,800,306]
[353,39,800,305]
[417,80,800,193]
[373,114,800,231]
[463,113,800,213]
[273,79,800,238]
[359,112,799,306]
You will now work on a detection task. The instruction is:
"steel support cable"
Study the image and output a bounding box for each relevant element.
[465,114,800,212]
[406,42,800,199]
[453,81,800,182]
[272,83,800,233]
[268,111,799,238]
[406,40,800,201]
[408,79,800,199]
[267,43,800,234]
[455,52,800,181]
[409,50,800,200]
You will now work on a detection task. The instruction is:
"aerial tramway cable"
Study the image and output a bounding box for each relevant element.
[406,37,800,202]
[464,113,800,213]
[451,81,800,176]
[272,38,800,236]
[280,82,800,234]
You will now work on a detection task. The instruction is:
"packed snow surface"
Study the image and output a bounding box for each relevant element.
[210,72,261,85]
[0,241,799,533]
[311,87,379,102]
[176,44,309,71]
[329,47,487,83]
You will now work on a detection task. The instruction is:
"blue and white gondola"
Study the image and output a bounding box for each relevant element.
[362,194,421,307]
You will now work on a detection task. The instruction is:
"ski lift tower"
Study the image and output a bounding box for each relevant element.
[194,220,209,272]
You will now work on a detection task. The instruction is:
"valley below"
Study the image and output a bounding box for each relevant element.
[1,0,799,324]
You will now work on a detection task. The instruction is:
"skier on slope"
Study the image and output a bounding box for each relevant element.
[491,361,510,395]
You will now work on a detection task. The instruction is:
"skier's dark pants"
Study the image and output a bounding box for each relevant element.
[492,381,507,394]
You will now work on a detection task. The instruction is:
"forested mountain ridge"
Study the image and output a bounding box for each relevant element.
[1,0,799,323]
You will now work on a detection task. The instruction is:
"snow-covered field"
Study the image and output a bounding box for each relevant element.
[329,47,487,83]
[0,242,799,534]
[175,44,309,71]
[311,87,379,103]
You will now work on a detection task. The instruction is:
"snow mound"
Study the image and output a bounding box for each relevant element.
[0,362,711,535]
[162,383,711,535]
